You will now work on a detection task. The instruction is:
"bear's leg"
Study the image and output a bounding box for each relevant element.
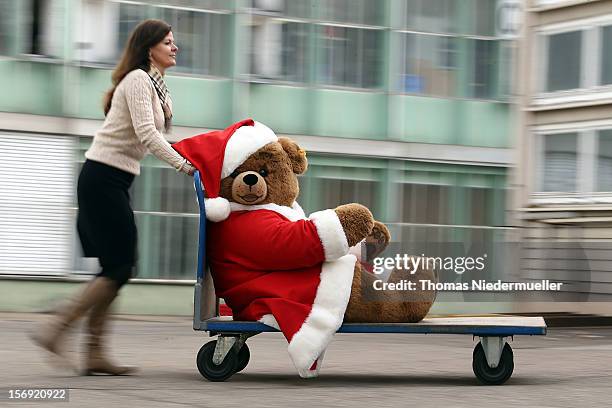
[343,262,436,323]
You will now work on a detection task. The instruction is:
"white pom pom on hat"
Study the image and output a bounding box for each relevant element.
[204,197,232,222]
[172,119,278,222]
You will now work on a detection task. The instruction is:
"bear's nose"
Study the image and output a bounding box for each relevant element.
[243,174,259,186]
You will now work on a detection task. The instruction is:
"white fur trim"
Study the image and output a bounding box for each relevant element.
[348,241,364,262]
[309,209,349,261]
[222,121,278,178]
[287,254,356,376]
[205,197,231,222]
[258,314,280,330]
[229,201,306,222]
[296,351,326,379]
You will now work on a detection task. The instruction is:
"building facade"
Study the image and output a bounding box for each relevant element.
[517,0,612,311]
[0,0,516,314]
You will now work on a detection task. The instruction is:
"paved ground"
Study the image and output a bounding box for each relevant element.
[1,313,611,408]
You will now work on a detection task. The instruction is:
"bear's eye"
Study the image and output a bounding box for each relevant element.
[259,168,268,177]
[230,170,239,178]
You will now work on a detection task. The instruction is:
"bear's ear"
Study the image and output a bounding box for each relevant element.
[279,137,308,174]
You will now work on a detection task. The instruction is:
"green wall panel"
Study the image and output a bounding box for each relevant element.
[389,95,457,144]
[311,89,387,139]
[459,101,512,148]
[71,67,112,119]
[165,76,233,128]
[389,95,511,147]
[247,84,311,134]
[0,61,64,116]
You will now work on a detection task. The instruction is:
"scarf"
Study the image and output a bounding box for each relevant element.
[146,65,172,131]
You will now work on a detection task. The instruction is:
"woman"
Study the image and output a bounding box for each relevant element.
[31,19,194,375]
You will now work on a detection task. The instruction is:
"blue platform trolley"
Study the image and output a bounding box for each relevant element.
[191,171,547,385]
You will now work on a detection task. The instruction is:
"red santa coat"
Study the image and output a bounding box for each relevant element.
[207,201,356,378]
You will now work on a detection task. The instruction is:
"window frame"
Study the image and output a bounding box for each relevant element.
[74,0,232,78]
[531,120,612,205]
[246,2,386,90]
[533,14,612,107]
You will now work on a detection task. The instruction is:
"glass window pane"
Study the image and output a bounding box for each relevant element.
[546,31,582,92]
[160,8,230,76]
[597,129,612,191]
[285,0,312,18]
[399,33,457,97]
[401,184,450,224]
[601,25,612,85]
[542,133,578,192]
[403,0,456,34]
[317,178,379,217]
[469,188,495,226]
[118,3,146,60]
[471,0,496,37]
[319,26,382,88]
[320,0,384,26]
[0,0,13,55]
[251,19,309,82]
[282,22,309,82]
[471,39,498,99]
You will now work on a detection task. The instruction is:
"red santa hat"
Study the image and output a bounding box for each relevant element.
[172,119,278,222]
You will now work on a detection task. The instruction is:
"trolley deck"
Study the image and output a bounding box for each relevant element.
[197,316,546,336]
[191,171,547,385]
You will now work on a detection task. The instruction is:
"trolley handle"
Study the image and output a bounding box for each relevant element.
[194,171,206,281]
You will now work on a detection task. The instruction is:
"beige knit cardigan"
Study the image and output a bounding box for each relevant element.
[85,69,195,176]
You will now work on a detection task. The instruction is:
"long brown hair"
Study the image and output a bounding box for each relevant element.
[103,19,171,116]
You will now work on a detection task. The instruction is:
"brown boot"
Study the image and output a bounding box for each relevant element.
[84,278,136,375]
[30,277,115,370]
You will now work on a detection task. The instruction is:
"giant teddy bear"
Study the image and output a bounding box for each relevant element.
[173,119,435,377]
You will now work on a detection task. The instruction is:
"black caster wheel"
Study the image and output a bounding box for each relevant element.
[236,343,250,373]
[196,340,238,382]
[472,342,514,385]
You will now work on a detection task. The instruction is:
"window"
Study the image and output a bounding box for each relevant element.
[401,184,451,224]
[318,178,378,213]
[398,0,510,100]
[159,7,231,76]
[319,0,385,26]
[469,187,495,226]
[470,0,496,37]
[546,31,582,92]
[470,39,498,99]
[541,133,578,193]
[318,25,382,88]
[21,0,62,57]
[249,1,311,83]
[0,0,13,55]
[250,18,309,82]
[117,3,147,60]
[601,25,612,86]
[77,2,230,76]
[399,33,457,96]
[539,20,612,95]
[536,128,612,196]
[249,0,384,89]
[403,0,456,34]
[597,130,612,191]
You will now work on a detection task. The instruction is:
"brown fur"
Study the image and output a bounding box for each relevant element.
[335,203,374,247]
[218,137,436,323]
[344,261,437,323]
[365,221,391,262]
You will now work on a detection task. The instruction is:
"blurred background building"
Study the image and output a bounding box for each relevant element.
[1,0,607,315]
[515,0,612,314]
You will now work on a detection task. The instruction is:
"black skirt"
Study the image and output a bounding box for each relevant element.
[77,159,137,268]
